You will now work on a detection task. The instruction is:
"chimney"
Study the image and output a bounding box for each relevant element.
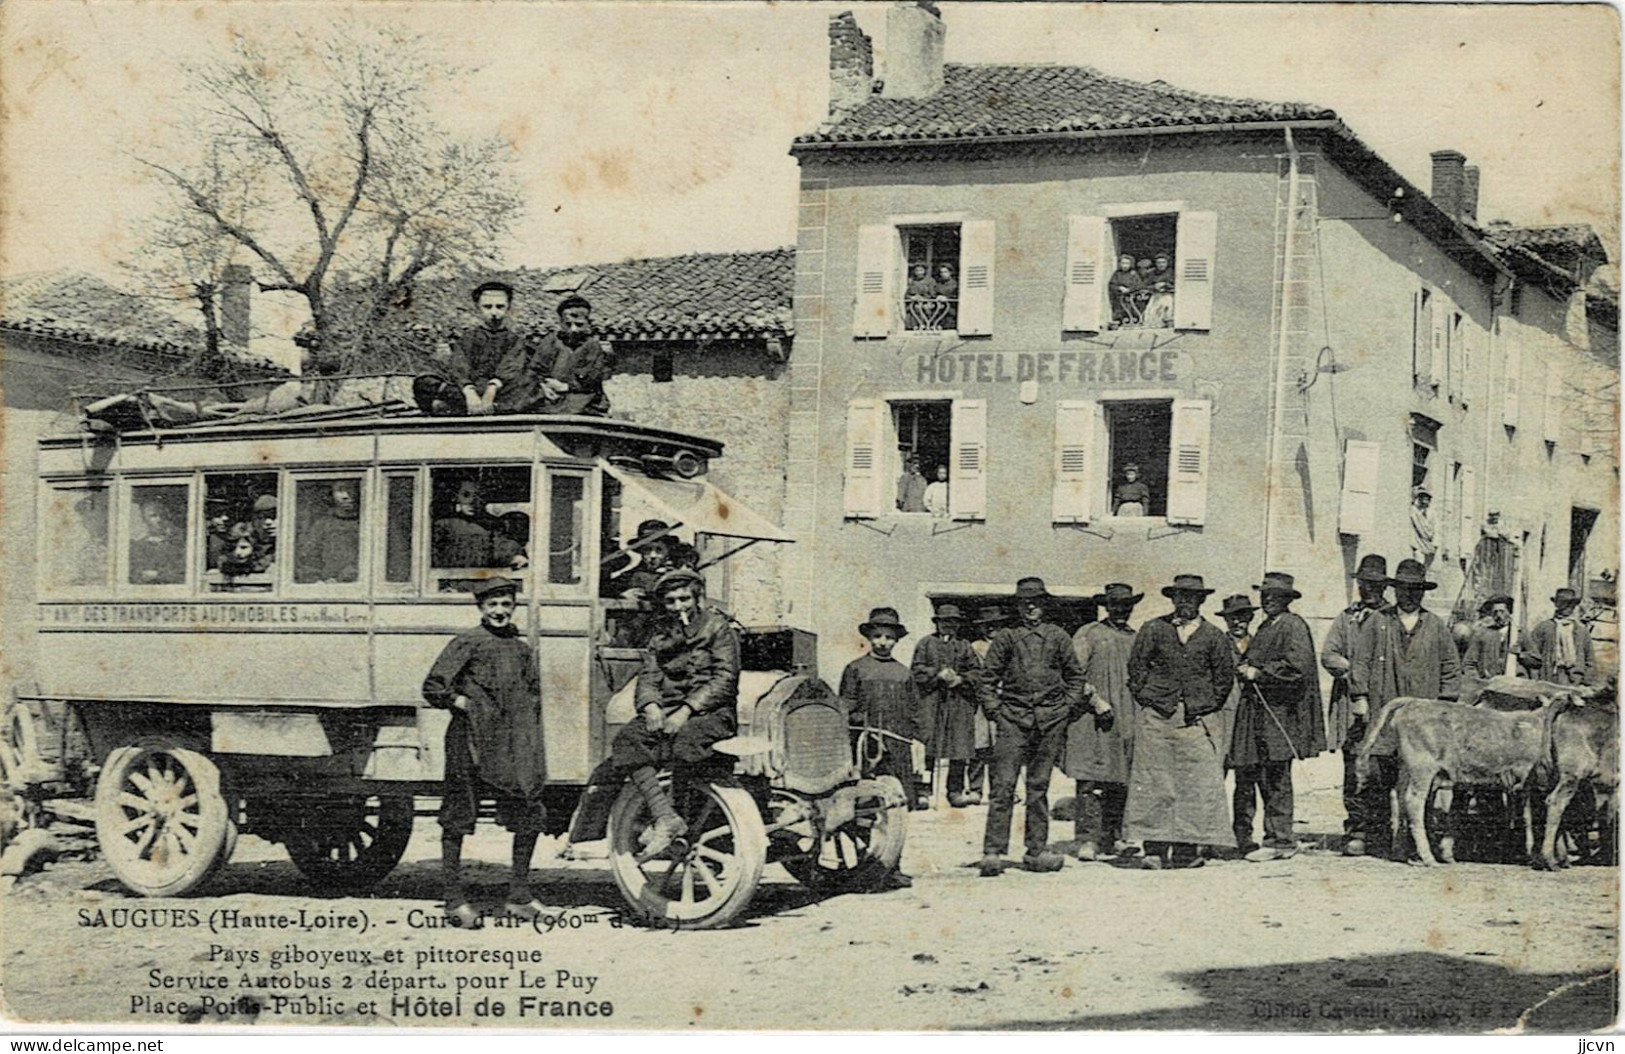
[1462,165,1481,225]
[828,12,874,116]
[219,264,252,348]
[880,2,945,101]
[1430,150,1467,221]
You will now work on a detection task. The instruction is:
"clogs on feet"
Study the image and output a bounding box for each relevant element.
[978,854,1004,878]
[443,900,484,929]
[1023,851,1066,873]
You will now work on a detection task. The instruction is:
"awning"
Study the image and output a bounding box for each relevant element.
[599,461,794,545]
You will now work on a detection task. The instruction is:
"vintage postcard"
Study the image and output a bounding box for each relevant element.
[0,0,1618,1035]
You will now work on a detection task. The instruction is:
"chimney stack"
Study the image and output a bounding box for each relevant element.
[1462,165,1481,225]
[1430,150,1467,221]
[219,264,252,348]
[880,2,945,101]
[828,12,874,116]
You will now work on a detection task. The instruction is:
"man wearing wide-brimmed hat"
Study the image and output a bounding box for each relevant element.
[1349,557,1460,857]
[1123,575,1236,869]
[1520,587,1597,686]
[1320,554,1390,854]
[911,604,983,808]
[1230,573,1324,862]
[1063,583,1143,861]
[1214,593,1259,764]
[976,577,1105,876]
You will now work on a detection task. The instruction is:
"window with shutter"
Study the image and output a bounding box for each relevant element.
[1338,440,1381,536]
[949,399,987,521]
[1412,289,1427,382]
[1052,400,1100,524]
[1062,216,1107,333]
[1173,211,1217,330]
[1544,361,1563,444]
[854,225,896,338]
[1502,336,1521,428]
[843,399,886,518]
[1428,295,1445,391]
[957,220,995,336]
[1448,312,1464,402]
[1165,398,1212,526]
[1459,465,1477,557]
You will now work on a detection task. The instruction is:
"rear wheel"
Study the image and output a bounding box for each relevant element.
[782,776,907,893]
[283,794,415,891]
[608,778,766,929]
[0,703,42,791]
[94,738,228,897]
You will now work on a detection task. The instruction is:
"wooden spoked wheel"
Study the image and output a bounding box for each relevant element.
[608,779,767,929]
[283,794,415,891]
[94,738,228,897]
[782,776,908,893]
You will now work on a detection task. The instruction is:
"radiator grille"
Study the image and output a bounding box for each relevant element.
[782,703,848,784]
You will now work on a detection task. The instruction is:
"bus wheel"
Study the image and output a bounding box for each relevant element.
[782,776,908,894]
[608,779,766,930]
[0,702,42,791]
[284,794,414,891]
[94,738,228,898]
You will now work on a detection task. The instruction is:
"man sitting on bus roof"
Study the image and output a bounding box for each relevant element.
[530,295,611,417]
[611,568,741,856]
[421,576,549,926]
[445,280,542,416]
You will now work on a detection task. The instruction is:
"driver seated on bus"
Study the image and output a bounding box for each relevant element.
[609,568,741,857]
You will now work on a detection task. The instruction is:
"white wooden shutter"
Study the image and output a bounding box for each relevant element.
[956,220,995,336]
[1447,315,1462,401]
[1460,324,1474,406]
[843,399,886,518]
[1061,215,1108,333]
[1174,211,1217,331]
[1502,342,1521,427]
[1544,361,1563,444]
[1437,465,1455,560]
[1338,439,1380,536]
[1411,290,1425,381]
[1052,400,1100,524]
[1458,464,1477,556]
[853,224,895,338]
[1165,398,1212,526]
[1428,295,1445,390]
[949,398,987,521]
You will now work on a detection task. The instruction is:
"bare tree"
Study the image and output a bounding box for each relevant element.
[133,17,521,375]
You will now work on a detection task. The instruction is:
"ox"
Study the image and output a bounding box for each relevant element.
[1538,694,1620,870]
[1355,696,1554,866]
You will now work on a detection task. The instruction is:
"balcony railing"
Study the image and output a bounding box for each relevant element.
[905,296,959,332]
[1110,288,1176,330]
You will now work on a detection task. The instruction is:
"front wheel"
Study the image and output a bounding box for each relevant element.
[608,778,767,929]
[94,738,228,897]
[782,776,908,893]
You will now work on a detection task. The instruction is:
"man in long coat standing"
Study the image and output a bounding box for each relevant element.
[1349,558,1461,857]
[1064,583,1141,861]
[1320,554,1389,855]
[911,604,982,808]
[1230,573,1324,861]
[1520,587,1596,686]
[1124,574,1236,870]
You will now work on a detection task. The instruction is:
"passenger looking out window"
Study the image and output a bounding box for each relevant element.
[203,473,278,589]
[430,468,533,592]
[43,485,110,587]
[294,478,363,584]
[128,485,187,585]
[435,480,496,569]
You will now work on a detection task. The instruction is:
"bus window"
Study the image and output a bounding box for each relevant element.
[204,472,277,592]
[384,474,416,585]
[127,484,189,586]
[42,484,110,587]
[430,467,531,593]
[546,473,587,587]
[293,477,364,585]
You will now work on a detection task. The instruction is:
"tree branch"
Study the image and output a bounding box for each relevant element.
[138,158,298,288]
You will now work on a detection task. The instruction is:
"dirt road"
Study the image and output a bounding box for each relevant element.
[2,758,1617,1032]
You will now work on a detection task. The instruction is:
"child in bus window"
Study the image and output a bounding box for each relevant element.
[434,480,495,568]
[492,511,531,571]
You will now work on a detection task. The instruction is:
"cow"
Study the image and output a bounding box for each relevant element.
[1459,674,1607,712]
[1355,696,1555,866]
[1537,693,1620,870]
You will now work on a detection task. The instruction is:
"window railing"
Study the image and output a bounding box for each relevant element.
[1110,288,1176,330]
[904,296,959,333]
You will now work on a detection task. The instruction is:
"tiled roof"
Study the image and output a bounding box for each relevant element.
[376,248,794,344]
[796,64,1335,144]
[0,271,282,371]
[1481,223,1606,256]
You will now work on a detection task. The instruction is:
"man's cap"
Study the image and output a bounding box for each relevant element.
[859,606,909,638]
[1255,571,1302,599]
[1355,554,1389,583]
[1387,559,1438,591]
[1096,583,1144,606]
[471,576,520,602]
[1479,594,1515,616]
[1218,594,1258,618]
[1413,485,1432,500]
[1014,577,1050,600]
[933,603,964,622]
[976,606,1008,626]
[654,567,704,595]
[1553,587,1582,605]
[634,519,671,542]
[1161,574,1215,598]
[471,280,516,304]
[556,294,592,316]
[252,494,279,513]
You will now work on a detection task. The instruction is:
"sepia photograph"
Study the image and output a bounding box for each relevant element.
[0,0,1618,1036]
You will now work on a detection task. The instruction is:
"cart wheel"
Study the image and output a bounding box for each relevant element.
[0,703,42,791]
[284,794,414,891]
[608,778,767,929]
[783,776,908,894]
[94,738,228,897]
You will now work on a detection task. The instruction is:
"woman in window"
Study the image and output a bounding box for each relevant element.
[924,464,950,518]
[1143,252,1176,329]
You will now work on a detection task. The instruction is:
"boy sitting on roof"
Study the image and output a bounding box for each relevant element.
[531,295,611,417]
